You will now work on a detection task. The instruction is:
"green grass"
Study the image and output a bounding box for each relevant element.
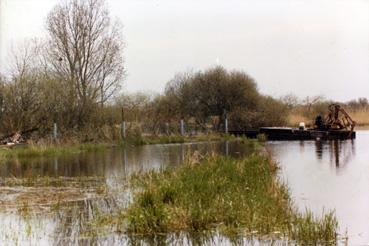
[100,154,338,244]
[122,133,239,146]
[0,133,247,160]
[0,143,108,160]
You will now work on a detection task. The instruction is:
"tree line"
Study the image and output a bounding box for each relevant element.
[0,0,367,142]
[0,0,124,141]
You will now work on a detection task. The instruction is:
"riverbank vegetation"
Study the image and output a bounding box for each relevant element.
[124,133,240,146]
[89,153,338,244]
[0,0,368,144]
[0,133,248,160]
[0,143,108,160]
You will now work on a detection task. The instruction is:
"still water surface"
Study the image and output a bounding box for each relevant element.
[0,133,368,245]
[0,141,252,245]
[266,130,369,245]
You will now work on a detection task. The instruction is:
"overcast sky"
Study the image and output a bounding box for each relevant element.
[0,0,368,101]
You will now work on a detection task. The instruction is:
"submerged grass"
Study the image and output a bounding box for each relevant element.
[105,153,339,244]
[0,143,108,160]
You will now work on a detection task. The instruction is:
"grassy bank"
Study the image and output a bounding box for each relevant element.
[0,143,108,160]
[91,153,338,244]
[0,133,244,160]
[124,133,239,146]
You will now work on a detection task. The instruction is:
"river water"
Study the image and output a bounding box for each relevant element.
[0,133,368,245]
[266,130,369,245]
[0,141,252,245]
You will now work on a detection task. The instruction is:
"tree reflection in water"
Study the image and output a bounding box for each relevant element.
[0,141,255,245]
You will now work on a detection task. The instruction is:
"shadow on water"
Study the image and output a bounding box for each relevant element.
[0,141,254,245]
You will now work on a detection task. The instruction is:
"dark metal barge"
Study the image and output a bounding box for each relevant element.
[229,127,356,141]
[229,104,357,141]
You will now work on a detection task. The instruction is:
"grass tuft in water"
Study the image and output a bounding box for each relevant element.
[291,210,338,244]
[123,154,338,244]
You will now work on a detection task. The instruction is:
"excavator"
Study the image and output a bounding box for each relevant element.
[231,103,357,140]
[314,104,356,135]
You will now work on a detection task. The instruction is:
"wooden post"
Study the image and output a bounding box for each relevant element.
[180,119,184,135]
[53,122,58,139]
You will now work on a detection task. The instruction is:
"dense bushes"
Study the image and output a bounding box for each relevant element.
[159,66,288,130]
[0,65,290,139]
[229,96,288,130]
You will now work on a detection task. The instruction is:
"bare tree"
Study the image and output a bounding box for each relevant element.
[1,41,44,132]
[303,95,325,112]
[116,92,153,122]
[280,93,299,109]
[46,0,125,111]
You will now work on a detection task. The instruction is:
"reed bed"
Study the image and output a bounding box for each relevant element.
[94,153,338,244]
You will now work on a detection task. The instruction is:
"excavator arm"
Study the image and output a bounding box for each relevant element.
[325,104,356,133]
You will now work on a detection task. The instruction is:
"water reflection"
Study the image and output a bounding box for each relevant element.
[0,141,253,245]
[314,140,323,160]
[313,139,355,170]
[0,141,251,179]
[266,131,369,245]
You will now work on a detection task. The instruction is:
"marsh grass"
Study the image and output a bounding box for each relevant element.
[0,143,108,160]
[292,210,338,244]
[120,154,338,244]
[122,133,239,146]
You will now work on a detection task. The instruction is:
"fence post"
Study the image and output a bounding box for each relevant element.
[121,107,126,140]
[224,116,228,134]
[166,122,170,135]
[180,119,184,135]
[121,121,126,139]
[223,109,228,134]
[53,122,58,139]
